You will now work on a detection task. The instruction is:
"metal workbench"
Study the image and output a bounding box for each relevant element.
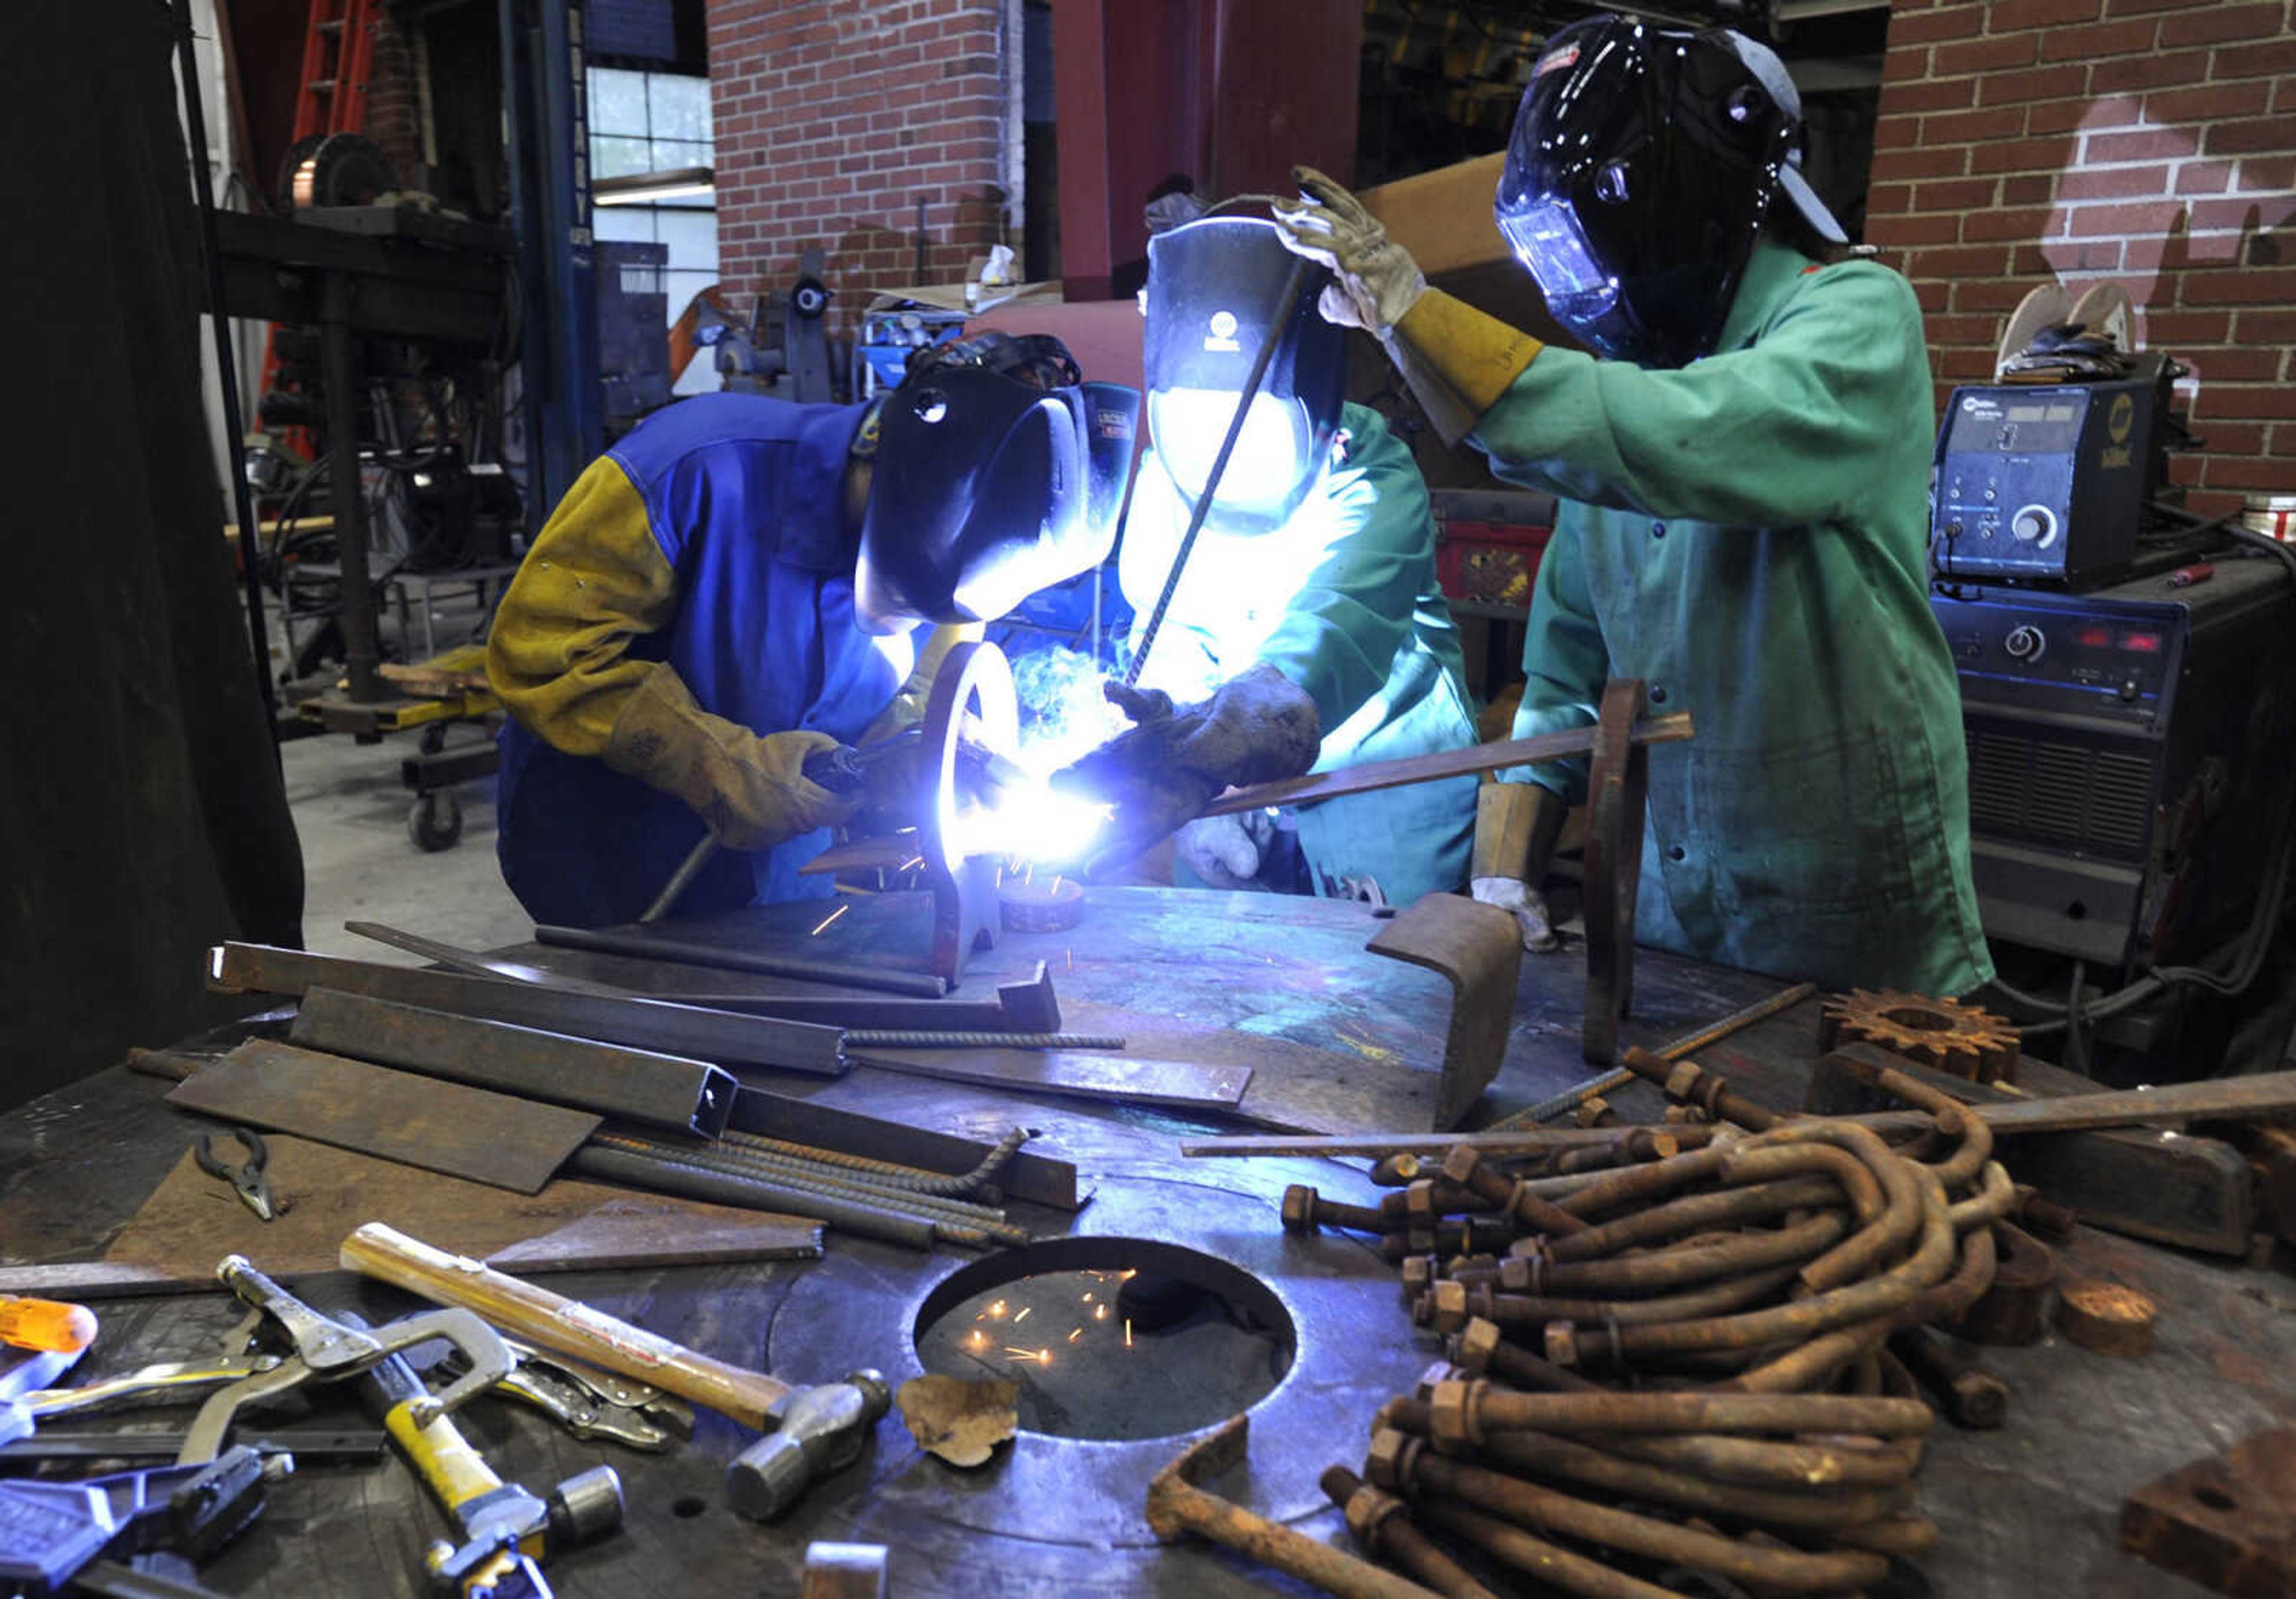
[1,889,2288,1596]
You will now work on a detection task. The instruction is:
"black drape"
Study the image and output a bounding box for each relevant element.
[0,1,305,1110]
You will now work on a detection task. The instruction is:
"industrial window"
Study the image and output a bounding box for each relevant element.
[588,65,718,370]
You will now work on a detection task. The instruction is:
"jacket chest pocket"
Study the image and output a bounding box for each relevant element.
[1691,730,1921,920]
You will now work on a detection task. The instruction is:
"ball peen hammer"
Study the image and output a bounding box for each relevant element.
[341,1222,888,1521]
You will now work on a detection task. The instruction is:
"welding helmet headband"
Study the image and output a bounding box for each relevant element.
[1495,16,1834,368]
[1143,215,1346,535]
[856,332,1140,633]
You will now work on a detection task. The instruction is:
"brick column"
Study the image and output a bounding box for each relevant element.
[708,0,1010,345]
[1867,0,2296,517]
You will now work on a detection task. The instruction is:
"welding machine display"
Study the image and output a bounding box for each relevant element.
[1929,369,2162,586]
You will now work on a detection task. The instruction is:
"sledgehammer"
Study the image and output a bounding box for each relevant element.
[341,1222,888,1520]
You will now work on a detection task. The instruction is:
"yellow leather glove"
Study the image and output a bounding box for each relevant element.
[602,662,854,851]
[1470,781,1570,953]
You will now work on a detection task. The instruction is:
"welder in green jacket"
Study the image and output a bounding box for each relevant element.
[1275,14,1993,996]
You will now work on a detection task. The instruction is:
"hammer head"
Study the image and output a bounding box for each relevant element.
[725,1371,891,1522]
[1144,1413,1250,1540]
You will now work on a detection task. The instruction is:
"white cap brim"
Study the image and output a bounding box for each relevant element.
[1779,155,1849,245]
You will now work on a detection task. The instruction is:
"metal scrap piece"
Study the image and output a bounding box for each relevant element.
[1819,988,2020,1084]
[896,1374,1018,1468]
[2121,1427,2296,1597]
[1366,892,1523,1130]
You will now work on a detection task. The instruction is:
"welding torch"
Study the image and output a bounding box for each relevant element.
[642,730,1034,923]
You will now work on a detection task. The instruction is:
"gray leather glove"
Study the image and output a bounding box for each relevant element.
[1176,810,1279,890]
[1054,664,1320,875]
[1471,875,1560,953]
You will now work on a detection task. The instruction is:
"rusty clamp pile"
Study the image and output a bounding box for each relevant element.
[1282,1046,2014,1597]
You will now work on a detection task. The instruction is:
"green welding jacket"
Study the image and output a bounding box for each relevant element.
[1477,239,1994,997]
[1122,402,1482,904]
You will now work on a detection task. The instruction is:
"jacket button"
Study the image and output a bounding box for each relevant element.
[1650,686,1667,704]
[1668,844,1686,862]
[1651,522,1666,539]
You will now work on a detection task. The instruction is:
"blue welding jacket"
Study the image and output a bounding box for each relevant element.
[1121,402,1482,905]
[494,395,920,926]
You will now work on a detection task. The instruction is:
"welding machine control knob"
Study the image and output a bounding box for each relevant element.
[2005,625,2045,664]
[2011,505,2057,545]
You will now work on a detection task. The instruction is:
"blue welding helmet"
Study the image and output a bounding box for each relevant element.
[1495,16,1841,369]
[856,332,1140,633]
[1143,215,1347,535]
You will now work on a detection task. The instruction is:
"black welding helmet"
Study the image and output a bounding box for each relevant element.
[1143,215,1347,534]
[1494,16,1844,368]
[854,331,1140,633]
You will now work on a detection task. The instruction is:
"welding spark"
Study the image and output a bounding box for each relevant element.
[1094,1304,1109,1321]
[1012,1307,1031,1326]
[1080,1293,1094,1303]
[985,1300,1009,1320]
[1124,1319,1134,1349]
[1067,1328,1082,1343]
[808,903,850,938]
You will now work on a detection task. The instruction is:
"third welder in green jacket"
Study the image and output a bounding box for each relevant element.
[1277,13,1993,996]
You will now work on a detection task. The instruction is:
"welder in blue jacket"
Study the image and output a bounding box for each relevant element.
[1059,215,1481,905]
[1275,17,1993,996]
[487,334,1138,926]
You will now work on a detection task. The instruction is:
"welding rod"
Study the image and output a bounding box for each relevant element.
[1488,982,1819,1131]
[1123,257,1315,688]
[841,1031,1123,1050]
[536,923,948,999]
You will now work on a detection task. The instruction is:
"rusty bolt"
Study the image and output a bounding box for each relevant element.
[1415,1360,1459,1400]
[1369,1152,1422,1187]
[1281,1185,1319,1234]
[1338,1476,1406,1546]
[1426,1280,1471,1335]
[1544,1323,1583,1366]
[1427,1379,1482,1449]
[1663,1104,1710,1125]
[1575,1097,1619,1128]
[1405,1180,1441,1226]
[1365,1427,1419,1491]
[1400,1255,1437,1298]
[1451,1317,1502,1377]
[1663,1061,1703,1101]
[1438,1146,1483,1188]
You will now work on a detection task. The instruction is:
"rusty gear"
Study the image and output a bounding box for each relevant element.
[1818,988,2020,1085]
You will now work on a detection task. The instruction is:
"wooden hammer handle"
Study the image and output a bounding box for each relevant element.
[342,1221,793,1426]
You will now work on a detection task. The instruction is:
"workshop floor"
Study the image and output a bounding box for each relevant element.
[281,727,529,960]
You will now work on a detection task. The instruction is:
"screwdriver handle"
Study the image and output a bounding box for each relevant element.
[343,1223,795,1427]
[0,1296,97,1354]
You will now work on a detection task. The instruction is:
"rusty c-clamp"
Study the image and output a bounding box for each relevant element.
[175,1253,511,1465]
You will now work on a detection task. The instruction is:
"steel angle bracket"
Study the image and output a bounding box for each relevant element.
[1366,893,1523,1130]
[1583,680,1652,1065]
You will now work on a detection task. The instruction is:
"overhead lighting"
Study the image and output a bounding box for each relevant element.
[593,166,715,206]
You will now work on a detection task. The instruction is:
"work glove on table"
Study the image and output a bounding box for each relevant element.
[1271,166,1428,338]
[1175,809,1281,891]
[603,661,856,852]
[1471,780,1570,953]
[1053,664,1320,877]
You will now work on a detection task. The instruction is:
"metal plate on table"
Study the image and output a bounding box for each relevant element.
[165,1040,599,1193]
[846,1049,1250,1112]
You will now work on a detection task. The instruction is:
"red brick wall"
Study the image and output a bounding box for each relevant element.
[708,0,1010,344]
[1868,0,2296,517]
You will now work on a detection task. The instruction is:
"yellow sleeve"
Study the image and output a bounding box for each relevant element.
[486,456,679,757]
[860,622,984,745]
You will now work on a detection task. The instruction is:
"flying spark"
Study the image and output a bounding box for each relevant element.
[808,903,850,938]
[1013,1307,1032,1326]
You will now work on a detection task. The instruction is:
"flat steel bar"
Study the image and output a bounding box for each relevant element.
[289,987,738,1137]
[1199,713,1694,818]
[342,920,630,995]
[207,943,845,1075]
[533,923,948,998]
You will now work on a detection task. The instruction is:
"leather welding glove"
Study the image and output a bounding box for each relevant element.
[1175,808,1280,890]
[602,661,855,852]
[1054,664,1320,875]
[1468,780,1570,953]
[1271,167,1428,338]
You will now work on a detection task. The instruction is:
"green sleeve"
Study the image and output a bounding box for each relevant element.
[1469,263,1928,529]
[1253,405,1431,734]
[1506,513,1607,804]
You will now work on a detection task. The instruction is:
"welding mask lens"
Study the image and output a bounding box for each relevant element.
[1498,199,1615,306]
[1147,387,1322,532]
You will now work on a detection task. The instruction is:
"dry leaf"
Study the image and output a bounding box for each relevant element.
[897,1373,1019,1467]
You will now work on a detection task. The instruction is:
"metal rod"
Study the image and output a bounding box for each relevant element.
[641,837,718,924]
[1123,257,1314,688]
[840,1031,1122,1050]
[1489,982,1819,1131]
[567,1145,940,1251]
[594,1134,1015,1229]
[343,921,629,995]
[535,922,948,999]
